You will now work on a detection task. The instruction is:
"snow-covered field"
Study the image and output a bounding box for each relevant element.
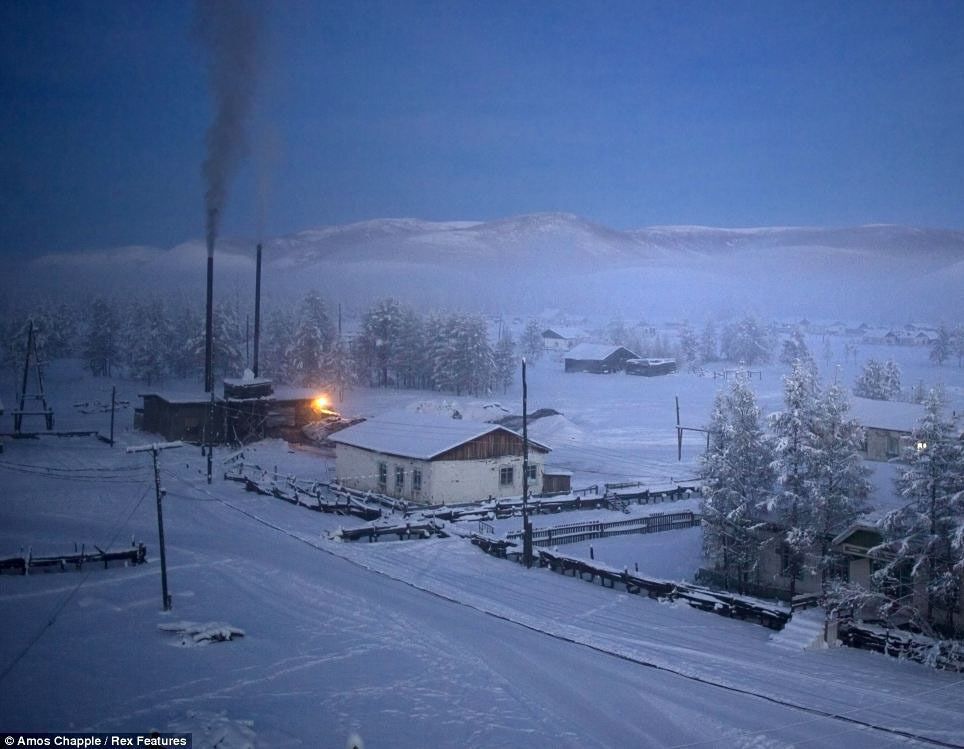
[2,341,963,748]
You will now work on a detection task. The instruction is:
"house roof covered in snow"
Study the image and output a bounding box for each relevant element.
[542,327,585,340]
[564,343,638,361]
[328,412,550,460]
[850,397,926,433]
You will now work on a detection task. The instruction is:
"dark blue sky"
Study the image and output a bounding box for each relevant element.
[2,0,963,257]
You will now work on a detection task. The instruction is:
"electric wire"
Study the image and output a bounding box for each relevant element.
[0,484,152,686]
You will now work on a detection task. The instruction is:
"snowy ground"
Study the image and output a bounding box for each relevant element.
[2,342,963,747]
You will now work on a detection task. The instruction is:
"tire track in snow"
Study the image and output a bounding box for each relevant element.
[178,476,962,749]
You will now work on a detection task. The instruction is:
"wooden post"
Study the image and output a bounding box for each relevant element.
[128,441,183,611]
[109,385,116,447]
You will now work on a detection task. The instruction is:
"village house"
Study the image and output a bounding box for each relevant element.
[328,412,563,504]
[832,523,964,635]
[541,327,586,352]
[849,397,926,462]
[564,343,639,374]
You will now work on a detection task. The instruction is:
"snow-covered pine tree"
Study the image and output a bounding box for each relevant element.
[83,298,118,377]
[699,320,718,364]
[167,303,201,379]
[701,379,774,594]
[287,291,334,387]
[356,298,405,387]
[875,390,964,635]
[720,316,773,366]
[808,383,872,581]
[493,330,516,394]
[779,328,812,368]
[853,358,901,400]
[520,320,543,364]
[187,303,245,382]
[930,325,951,367]
[678,323,699,366]
[261,306,295,381]
[768,360,819,598]
[127,299,171,384]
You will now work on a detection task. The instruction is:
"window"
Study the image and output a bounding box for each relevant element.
[395,466,404,491]
[526,464,537,481]
[412,469,422,492]
[377,462,387,489]
[500,466,514,486]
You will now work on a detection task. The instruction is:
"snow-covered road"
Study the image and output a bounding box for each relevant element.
[3,438,961,748]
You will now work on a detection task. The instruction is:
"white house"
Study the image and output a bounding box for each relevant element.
[328,412,551,504]
[541,327,585,352]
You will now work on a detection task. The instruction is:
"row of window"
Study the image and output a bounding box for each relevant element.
[499,465,538,486]
[378,462,422,493]
[376,462,538,493]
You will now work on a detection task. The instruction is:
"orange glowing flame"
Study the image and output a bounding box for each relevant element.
[312,395,330,412]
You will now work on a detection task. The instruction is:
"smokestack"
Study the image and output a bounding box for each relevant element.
[195,0,262,392]
[253,242,262,377]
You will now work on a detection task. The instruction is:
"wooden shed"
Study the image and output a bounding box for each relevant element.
[564,343,639,374]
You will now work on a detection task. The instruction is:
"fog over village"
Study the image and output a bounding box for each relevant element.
[2,2,964,748]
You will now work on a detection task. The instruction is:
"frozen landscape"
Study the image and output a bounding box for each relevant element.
[2,337,963,748]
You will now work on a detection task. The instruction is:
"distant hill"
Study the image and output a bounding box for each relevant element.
[9,213,964,319]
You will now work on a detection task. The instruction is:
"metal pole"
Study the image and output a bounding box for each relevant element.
[207,390,214,484]
[152,447,171,611]
[253,243,262,377]
[109,385,116,447]
[204,229,215,393]
[15,320,33,433]
[522,358,532,568]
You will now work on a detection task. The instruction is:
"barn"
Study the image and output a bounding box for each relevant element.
[850,397,926,461]
[136,377,320,444]
[564,343,639,374]
[328,412,558,504]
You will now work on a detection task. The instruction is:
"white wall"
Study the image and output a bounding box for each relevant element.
[334,445,546,504]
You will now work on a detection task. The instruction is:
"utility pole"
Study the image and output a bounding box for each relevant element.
[127,441,184,611]
[207,390,215,484]
[521,358,533,568]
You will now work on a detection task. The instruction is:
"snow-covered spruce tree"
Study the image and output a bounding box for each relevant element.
[701,379,774,594]
[678,323,699,367]
[260,306,295,381]
[779,328,812,369]
[493,330,516,394]
[325,338,357,402]
[808,383,872,581]
[187,303,245,382]
[166,303,201,380]
[853,358,901,400]
[287,291,335,387]
[439,313,494,396]
[874,390,964,635]
[355,298,406,387]
[520,320,544,364]
[391,305,428,389]
[929,325,952,367]
[953,325,964,368]
[720,316,773,366]
[83,298,119,377]
[126,299,171,384]
[768,360,819,599]
[699,320,718,364]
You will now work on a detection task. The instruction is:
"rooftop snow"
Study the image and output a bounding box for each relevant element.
[565,343,637,361]
[328,411,549,460]
[850,397,926,433]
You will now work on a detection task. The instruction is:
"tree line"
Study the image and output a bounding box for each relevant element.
[702,359,964,637]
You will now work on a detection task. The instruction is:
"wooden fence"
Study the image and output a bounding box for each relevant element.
[0,542,147,575]
[505,510,701,547]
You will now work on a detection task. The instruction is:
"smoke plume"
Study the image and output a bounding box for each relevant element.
[195,0,262,255]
